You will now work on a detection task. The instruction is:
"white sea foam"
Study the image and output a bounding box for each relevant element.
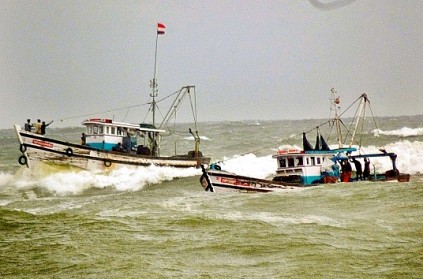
[217,153,276,179]
[0,172,14,187]
[10,165,201,196]
[374,127,423,137]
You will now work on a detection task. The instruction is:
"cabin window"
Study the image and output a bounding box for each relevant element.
[316,157,321,165]
[99,126,104,134]
[111,127,116,135]
[93,126,98,134]
[310,157,316,165]
[279,159,286,168]
[117,127,122,135]
[288,157,295,167]
[306,158,310,165]
[106,127,110,134]
[297,157,303,166]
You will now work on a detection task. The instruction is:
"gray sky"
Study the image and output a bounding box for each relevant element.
[1,0,422,129]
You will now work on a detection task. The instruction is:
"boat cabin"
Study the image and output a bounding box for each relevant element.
[273,149,333,184]
[273,147,357,185]
[81,118,166,155]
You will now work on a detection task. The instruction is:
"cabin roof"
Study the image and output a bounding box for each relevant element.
[81,118,166,133]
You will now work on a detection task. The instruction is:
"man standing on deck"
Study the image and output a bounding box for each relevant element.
[35,119,42,134]
[24,119,32,132]
[363,158,371,180]
[41,120,54,135]
[341,159,352,182]
[351,158,363,181]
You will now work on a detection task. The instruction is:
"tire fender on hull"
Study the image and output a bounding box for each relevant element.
[65,148,73,157]
[20,144,27,153]
[18,155,27,166]
[104,160,112,167]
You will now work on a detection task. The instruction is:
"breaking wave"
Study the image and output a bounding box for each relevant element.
[374,127,423,137]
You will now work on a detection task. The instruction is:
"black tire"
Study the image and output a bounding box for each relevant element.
[18,155,27,165]
[20,144,27,153]
[104,160,112,167]
[65,148,73,157]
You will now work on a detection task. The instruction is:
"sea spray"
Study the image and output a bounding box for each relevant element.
[216,140,421,179]
[8,164,202,196]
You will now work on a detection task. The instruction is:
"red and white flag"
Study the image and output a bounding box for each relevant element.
[157,23,166,35]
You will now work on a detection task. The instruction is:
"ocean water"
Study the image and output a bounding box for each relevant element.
[1,116,423,278]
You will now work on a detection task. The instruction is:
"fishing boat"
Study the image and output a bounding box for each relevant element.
[200,165,302,193]
[14,24,210,172]
[200,88,410,193]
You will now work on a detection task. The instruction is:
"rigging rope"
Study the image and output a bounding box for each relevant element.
[58,89,182,124]
[217,94,382,165]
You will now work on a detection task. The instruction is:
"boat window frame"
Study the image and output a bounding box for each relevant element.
[297,157,303,166]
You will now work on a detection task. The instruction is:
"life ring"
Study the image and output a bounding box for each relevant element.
[104,160,112,167]
[18,155,27,165]
[20,144,27,153]
[65,148,73,157]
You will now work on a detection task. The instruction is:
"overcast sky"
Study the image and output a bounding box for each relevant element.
[1,0,422,129]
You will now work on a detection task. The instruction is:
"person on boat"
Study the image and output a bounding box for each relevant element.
[35,119,42,134]
[122,134,131,152]
[363,158,371,180]
[332,162,340,180]
[351,158,363,181]
[81,133,86,145]
[341,159,352,182]
[24,119,32,132]
[112,142,124,152]
[41,120,54,135]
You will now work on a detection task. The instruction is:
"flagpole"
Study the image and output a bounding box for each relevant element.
[151,31,159,127]
[149,23,165,156]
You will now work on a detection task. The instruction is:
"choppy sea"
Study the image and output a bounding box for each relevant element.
[1,116,422,278]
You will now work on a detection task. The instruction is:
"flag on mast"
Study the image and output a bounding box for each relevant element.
[157,23,166,35]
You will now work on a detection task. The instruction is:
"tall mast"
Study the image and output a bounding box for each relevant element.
[349,93,367,147]
[331,88,343,148]
[150,23,166,127]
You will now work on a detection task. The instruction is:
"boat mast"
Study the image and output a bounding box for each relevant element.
[331,88,343,148]
[348,93,367,147]
[149,23,165,156]
[150,24,163,126]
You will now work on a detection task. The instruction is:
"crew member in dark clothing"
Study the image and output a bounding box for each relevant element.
[351,158,363,180]
[24,119,32,132]
[363,158,371,180]
[41,120,54,135]
[81,133,86,145]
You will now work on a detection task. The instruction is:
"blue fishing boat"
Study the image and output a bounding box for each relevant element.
[201,89,410,193]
